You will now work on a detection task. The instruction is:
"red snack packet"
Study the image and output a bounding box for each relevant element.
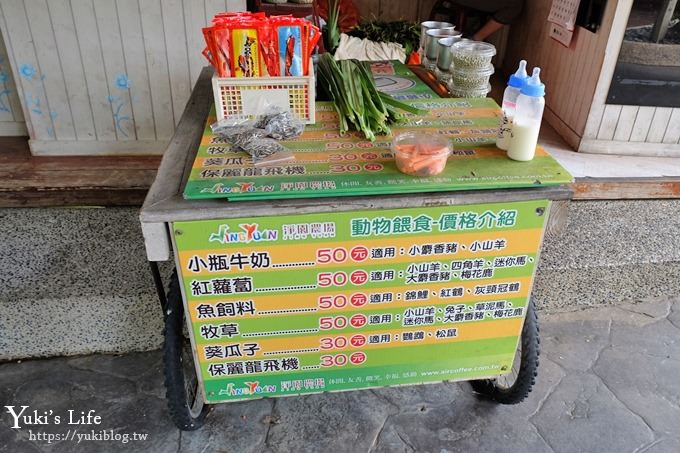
[214,27,232,77]
[202,47,214,67]
[202,27,220,75]
[204,12,319,78]
[231,26,261,77]
[258,24,279,77]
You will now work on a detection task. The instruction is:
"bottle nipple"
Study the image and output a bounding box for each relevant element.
[508,60,528,87]
[521,67,545,97]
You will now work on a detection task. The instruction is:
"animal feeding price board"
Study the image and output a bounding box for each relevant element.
[182,99,573,201]
[173,199,550,403]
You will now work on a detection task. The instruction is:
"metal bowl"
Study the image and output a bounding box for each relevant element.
[436,36,464,72]
[425,28,461,61]
[419,20,454,50]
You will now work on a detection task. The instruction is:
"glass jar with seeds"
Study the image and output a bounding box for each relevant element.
[451,41,496,70]
[451,64,495,90]
[449,83,491,99]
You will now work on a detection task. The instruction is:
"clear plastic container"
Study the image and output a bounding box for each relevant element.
[451,64,494,90]
[451,41,496,70]
[449,83,491,99]
[392,132,452,177]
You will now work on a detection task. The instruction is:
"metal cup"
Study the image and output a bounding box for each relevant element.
[419,20,454,51]
[425,28,461,61]
[436,36,463,72]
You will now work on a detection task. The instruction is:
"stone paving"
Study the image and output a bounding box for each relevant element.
[1,297,679,453]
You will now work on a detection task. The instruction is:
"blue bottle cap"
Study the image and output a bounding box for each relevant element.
[521,67,545,97]
[507,60,528,88]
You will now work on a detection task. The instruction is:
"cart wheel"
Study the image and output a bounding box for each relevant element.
[469,299,539,404]
[163,270,210,430]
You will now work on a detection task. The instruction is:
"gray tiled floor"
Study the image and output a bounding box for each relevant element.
[2,296,679,453]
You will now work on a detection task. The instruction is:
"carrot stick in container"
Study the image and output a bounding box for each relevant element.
[393,132,451,177]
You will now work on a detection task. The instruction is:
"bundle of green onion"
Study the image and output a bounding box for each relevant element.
[316,53,423,141]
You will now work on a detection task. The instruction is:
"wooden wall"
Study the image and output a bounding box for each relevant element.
[500,0,618,151]
[579,0,680,157]
[0,0,245,155]
[4,0,675,156]
[356,0,436,22]
[0,31,26,136]
[502,0,680,157]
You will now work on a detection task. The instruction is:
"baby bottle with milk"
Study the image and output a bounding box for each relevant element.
[496,60,528,150]
[507,68,545,162]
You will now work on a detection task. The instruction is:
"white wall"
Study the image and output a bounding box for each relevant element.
[0,0,246,155]
[0,28,26,135]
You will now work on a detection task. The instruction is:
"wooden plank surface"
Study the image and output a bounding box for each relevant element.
[162,0,192,127]
[226,0,246,12]
[0,21,24,124]
[407,65,449,97]
[0,0,250,156]
[575,28,601,139]
[117,0,156,141]
[204,0,225,24]
[141,66,213,210]
[71,0,118,141]
[357,0,380,21]
[418,0,438,22]
[25,0,75,141]
[663,109,680,144]
[139,0,175,140]
[48,0,97,141]
[7,156,679,206]
[0,123,27,135]
[572,177,680,200]
[501,0,618,147]
[183,0,208,85]
[577,138,680,157]
[0,1,51,139]
[650,0,677,42]
[647,107,672,143]
[597,105,621,141]
[560,28,585,127]
[630,107,655,142]
[5,134,680,208]
[613,106,638,141]
[572,29,599,135]
[0,136,161,207]
[94,0,135,141]
[381,0,418,22]
[581,0,632,142]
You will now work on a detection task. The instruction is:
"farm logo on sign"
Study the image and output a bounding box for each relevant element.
[209,223,278,244]
[219,381,277,397]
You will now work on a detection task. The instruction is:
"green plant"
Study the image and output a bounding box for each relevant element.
[316,54,424,141]
[347,19,420,56]
[325,0,341,53]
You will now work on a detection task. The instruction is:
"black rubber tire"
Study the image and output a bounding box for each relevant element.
[469,299,540,404]
[163,270,210,430]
